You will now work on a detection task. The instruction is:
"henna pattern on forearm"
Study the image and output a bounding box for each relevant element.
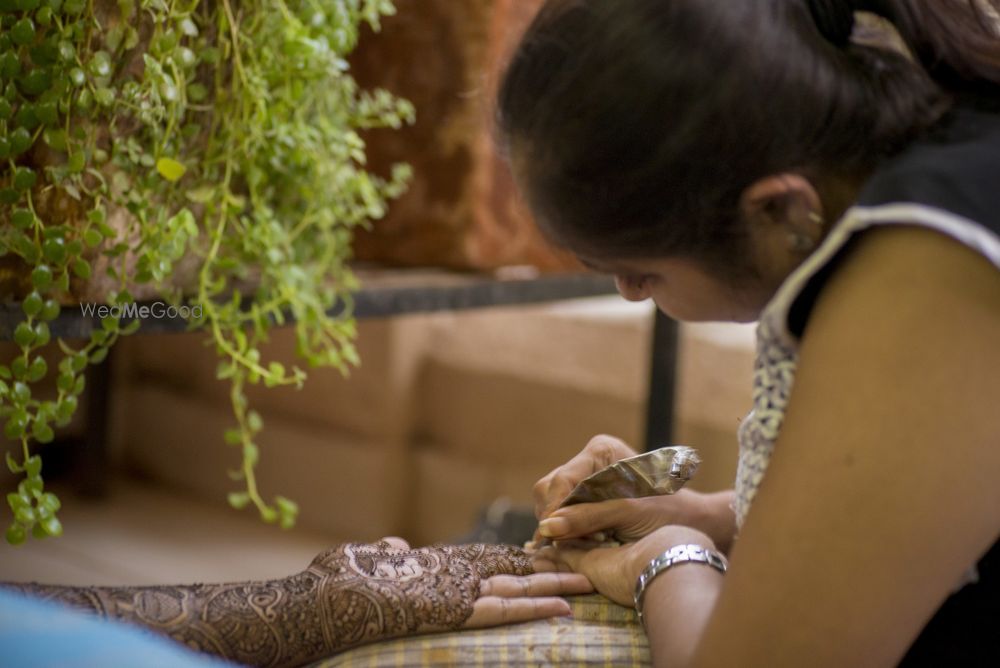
[2,542,532,668]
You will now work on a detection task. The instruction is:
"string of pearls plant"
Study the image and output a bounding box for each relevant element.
[0,0,413,544]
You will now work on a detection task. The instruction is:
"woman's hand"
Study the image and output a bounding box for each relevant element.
[308,538,594,638]
[533,526,717,607]
[531,435,738,552]
[532,435,638,529]
[536,490,738,554]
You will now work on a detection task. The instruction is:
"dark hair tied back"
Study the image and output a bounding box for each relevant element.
[497,0,1000,274]
[806,0,857,46]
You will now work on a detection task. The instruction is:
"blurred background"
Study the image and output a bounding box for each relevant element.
[0,0,754,587]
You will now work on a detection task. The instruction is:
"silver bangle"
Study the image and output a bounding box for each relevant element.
[633,543,728,626]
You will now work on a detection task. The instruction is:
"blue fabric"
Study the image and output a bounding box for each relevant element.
[0,588,232,668]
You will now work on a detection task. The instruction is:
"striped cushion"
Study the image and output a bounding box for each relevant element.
[310,595,650,667]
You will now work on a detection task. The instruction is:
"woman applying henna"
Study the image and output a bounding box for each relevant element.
[500,0,1000,665]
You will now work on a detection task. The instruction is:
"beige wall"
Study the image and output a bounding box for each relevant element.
[108,298,754,545]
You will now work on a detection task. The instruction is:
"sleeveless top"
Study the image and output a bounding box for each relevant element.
[732,104,1000,666]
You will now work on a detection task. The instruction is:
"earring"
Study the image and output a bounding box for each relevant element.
[788,232,815,253]
[808,211,825,227]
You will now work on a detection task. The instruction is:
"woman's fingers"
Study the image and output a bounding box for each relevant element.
[536,545,587,573]
[532,435,637,520]
[530,555,575,573]
[537,500,631,540]
[464,596,572,628]
[479,572,593,598]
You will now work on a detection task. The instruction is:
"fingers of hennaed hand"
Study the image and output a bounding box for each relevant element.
[465,596,571,628]
[479,573,593,598]
[368,536,411,551]
[468,544,533,578]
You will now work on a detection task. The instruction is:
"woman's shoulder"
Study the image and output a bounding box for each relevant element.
[857,105,1000,238]
[763,105,1000,343]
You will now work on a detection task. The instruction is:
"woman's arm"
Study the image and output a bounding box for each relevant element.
[542,225,1000,666]
[4,541,591,668]
[690,225,1000,666]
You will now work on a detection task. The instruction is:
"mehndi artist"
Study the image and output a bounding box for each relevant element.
[498,0,1000,665]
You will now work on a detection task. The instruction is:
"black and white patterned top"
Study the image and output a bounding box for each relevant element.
[733,103,1000,665]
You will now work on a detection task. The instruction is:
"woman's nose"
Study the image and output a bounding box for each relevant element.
[614,275,651,302]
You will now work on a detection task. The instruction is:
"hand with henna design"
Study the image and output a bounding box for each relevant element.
[3,538,593,668]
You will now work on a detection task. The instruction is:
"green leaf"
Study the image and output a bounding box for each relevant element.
[40,299,60,322]
[11,358,28,380]
[41,515,62,536]
[31,420,55,443]
[24,455,41,477]
[14,322,35,347]
[38,492,60,513]
[5,413,28,440]
[259,505,278,524]
[14,167,38,191]
[6,523,27,546]
[31,265,53,290]
[12,209,35,230]
[94,87,115,106]
[227,492,250,509]
[12,382,30,402]
[42,238,67,264]
[185,185,215,203]
[7,492,26,510]
[19,477,43,497]
[33,322,51,345]
[84,228,103,247]
[155,157,186,182]
[275,495,298,517]
[6,452,22,474]
[88,50,111,78]
[246,410,262,433]
[223,428,242,445]
[57,372,75,393]
[67,150,85,173]
[55,395,77,422]
[11,18,36,46]
[26,356,47,382]
[14,505,36,525]
[71,352,87,372]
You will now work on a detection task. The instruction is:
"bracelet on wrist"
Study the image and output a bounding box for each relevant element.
[633,543,728,627]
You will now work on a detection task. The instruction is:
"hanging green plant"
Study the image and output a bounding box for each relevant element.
[0,0,414,544]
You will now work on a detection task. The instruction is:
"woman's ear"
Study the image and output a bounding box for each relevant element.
[740,174,825,254]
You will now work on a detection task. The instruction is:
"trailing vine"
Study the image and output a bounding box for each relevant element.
[0,0,413,544]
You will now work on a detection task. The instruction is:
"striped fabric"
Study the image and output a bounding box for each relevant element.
[310,595,650,667]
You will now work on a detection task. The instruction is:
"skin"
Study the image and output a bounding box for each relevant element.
[530,173,1000,666]
[4,538,593,667]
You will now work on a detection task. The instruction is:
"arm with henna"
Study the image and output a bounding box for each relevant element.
[2,542,545,668]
